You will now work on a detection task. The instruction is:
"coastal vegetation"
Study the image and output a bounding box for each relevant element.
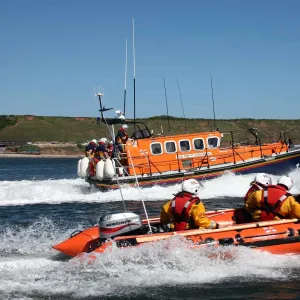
[0,115,299,155]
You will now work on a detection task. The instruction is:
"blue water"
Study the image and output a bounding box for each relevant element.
[1,157,300,300]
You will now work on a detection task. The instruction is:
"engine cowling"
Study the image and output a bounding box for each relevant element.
[99,212,142,239]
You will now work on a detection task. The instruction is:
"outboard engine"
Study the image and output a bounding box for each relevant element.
[99,212,143,239]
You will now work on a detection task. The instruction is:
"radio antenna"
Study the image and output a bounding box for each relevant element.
[132,17,136,131]
[123,39,128,116]
[163,77,171,133]
[210,74,217,130]
[176,78,187,133]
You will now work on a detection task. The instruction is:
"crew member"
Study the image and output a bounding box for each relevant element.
[232,173,273,224]
[94,138,109,161]
[244,173,272,203]
[85,139,97,157]
[88,138,109,176]
[107,140,115,158]
[160,179,219,231]
[115,124,129,152]
[245,176,300,221]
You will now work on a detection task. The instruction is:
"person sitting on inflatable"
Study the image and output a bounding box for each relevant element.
[232,173,274,224]
[245,175,300,221]
[160,179,219,231]
[244,173,272,203]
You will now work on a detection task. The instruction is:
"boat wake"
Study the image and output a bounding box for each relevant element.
[0,223,300,299]
[0,170,299,206]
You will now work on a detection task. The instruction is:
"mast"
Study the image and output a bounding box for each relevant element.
[96,90,105,121]
[132,17,136,131]
[123,39,128,116]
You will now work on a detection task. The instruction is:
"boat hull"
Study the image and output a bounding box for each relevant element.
[52,208,300,258]
[87,150,300,191]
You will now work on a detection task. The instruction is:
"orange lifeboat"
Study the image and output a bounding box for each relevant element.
[52,208,300,258]
[84,120,300,191]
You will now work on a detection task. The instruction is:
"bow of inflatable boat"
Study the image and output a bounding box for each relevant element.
[52,226,99,257]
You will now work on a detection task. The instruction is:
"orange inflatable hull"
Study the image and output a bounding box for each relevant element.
[52,209,300,257]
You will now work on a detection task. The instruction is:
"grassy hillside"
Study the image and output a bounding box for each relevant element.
[0,115,300,145]
[0,115,18,131]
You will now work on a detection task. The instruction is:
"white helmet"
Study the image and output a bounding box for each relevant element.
[182,179,202,195]
[91,139,97,144]
[253,173,272,186]
[277,176,293,190]
[122,124,128,129]
[99,138,108,143]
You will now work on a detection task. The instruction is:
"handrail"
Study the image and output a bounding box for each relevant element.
[230,131,236,164]
[176,152,181,173]
[147,157,162,175]
[147,155,152,176]
[112,157,130,176]
[232,148,245,162]
[198,150,210,169]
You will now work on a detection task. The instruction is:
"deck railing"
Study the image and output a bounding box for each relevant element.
[122,143,283,176]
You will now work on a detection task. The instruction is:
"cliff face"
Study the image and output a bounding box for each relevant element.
[0,115,300,147]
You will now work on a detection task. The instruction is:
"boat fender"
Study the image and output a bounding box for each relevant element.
[80,157,90,177]
[77,159,82,177]
[96,160,105,180]
[104,158,115,178]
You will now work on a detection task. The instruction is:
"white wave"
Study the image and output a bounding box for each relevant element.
[0,170,300,206]
[0,217,86,256]
[0,237,299,298]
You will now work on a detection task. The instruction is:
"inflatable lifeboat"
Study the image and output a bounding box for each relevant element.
[52,208,300,258]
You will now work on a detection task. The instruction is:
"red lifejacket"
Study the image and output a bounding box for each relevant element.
[244,183,264,203]
[116,128,128,144]
[171,191,200,231]
[258,185,291,221]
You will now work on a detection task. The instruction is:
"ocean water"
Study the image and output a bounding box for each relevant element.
[1,157,300,300]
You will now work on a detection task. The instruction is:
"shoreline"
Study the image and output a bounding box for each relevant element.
[0,153,84,158]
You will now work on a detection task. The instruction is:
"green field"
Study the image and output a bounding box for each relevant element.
[0,115,300,146]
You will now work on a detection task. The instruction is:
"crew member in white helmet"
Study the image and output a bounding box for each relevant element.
[244,173,272,203]
[85,139,97,158]
[115,124,129,152]
[245,175,300,221]
[94,138,109,161]
[160,179,219,231]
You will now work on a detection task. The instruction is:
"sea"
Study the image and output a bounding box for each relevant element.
[1,157,300,300]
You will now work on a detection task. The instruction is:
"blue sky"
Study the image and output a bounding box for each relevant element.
[1,0,299,119]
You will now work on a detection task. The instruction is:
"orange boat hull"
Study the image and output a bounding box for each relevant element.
[52,209,300,258]
[53,226,99,257]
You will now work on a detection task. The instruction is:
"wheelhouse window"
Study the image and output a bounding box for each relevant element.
[179,140,191,152]
[150,143,163,155]
[193,138,204,150]
[165,141,176,153]
[207,137,219,149]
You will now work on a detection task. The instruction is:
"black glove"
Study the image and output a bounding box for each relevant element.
[295,194,300,204]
